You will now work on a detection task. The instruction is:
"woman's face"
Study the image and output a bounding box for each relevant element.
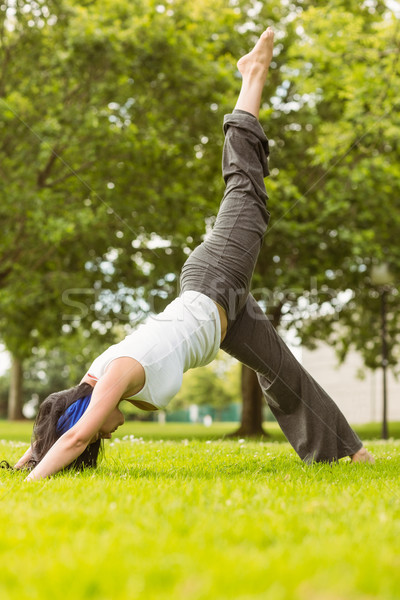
[89,407,125,444]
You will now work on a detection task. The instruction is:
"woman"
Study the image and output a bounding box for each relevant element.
[12,28,373,480]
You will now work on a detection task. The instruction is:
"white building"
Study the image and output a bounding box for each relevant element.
[302,343,400,425]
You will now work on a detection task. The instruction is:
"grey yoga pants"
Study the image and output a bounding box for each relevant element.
[180,110,362,462]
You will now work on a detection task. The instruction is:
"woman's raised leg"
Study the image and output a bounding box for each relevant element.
[180,29,274,320]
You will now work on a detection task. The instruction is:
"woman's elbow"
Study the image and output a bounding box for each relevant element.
[65,430,91,451]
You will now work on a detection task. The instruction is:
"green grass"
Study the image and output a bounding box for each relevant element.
[2,419,400,443]
[1,422,400,600]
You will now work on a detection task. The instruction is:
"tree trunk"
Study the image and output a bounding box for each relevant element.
[8,355,24,420]
[230,364,268,437]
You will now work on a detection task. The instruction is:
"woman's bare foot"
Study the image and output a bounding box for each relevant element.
[235,27,274,119]
[237,27,274,81]
[351,446,375,464]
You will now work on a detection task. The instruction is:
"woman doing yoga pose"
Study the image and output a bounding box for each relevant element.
[12,28,374,480]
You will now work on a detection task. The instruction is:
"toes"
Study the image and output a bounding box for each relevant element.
[261,27,274,38]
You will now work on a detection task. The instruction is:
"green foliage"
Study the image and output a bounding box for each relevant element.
[170,351,240,411]
[0,328,114,415]
[286,2,400,370]
[250,1,400,374]
[0,0,255,360]
[1,0,400,410]
[1,430,400,600]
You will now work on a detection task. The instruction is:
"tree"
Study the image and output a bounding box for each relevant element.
[3,0,397,432]
[170,351,240,418]
[0,0,253,417]
[231,0,400,434]
[287,1,400,371]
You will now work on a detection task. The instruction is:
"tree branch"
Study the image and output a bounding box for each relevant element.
[0,45,11,98]
[270,301,284,329]
[37,146,62,188]
[41,160,96,188]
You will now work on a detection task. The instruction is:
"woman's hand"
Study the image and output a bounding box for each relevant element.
[14,444,34,469]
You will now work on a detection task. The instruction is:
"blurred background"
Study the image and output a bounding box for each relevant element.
[1,0,400,438]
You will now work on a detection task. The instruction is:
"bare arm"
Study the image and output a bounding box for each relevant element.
[25,357,144,482]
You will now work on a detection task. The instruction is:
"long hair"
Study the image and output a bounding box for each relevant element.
[27,382,102,471]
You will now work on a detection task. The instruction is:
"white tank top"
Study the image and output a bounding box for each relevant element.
[86,291,221,409]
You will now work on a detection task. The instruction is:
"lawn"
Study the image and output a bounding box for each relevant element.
[1,421,399,600]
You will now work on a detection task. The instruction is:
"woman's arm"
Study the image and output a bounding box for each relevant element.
[25,357,144,481]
